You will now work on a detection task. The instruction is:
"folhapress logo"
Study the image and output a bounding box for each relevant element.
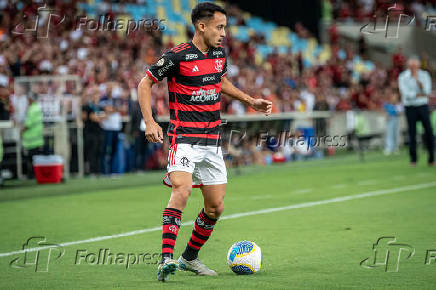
[10,237,65,272]
[190,88,219,102]
[360,236,414,272]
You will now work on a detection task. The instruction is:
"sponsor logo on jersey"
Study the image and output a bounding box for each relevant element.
[202,75,215,82]
[190,88,219,102]
[157,60,174,76]
[215,59,223,72]
[185,54,198,60]
[192,65,199,72]
[213,50,223,57]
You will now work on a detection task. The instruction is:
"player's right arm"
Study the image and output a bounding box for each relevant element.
[138,75,164,143]
[138,50,179,143]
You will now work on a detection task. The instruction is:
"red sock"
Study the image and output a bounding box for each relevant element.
[182,208,217,261]
[161,207,182,262]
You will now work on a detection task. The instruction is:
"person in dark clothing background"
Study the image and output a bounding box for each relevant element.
[82,87,103,176]
[399,57,434,166]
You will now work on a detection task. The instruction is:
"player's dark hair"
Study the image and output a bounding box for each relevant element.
[191,2,226,25]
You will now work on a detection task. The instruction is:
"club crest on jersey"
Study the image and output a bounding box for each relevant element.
[215,59,223,72]
[186,54,198,60]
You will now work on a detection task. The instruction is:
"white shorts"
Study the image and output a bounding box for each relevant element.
[162,143,227,188]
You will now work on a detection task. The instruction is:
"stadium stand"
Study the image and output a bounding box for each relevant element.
[0,0,435,178]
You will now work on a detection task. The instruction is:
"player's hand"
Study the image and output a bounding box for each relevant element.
[251,98,272,116]
[145,121,164,143]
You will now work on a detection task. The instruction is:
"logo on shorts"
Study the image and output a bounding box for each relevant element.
[180,157,190,167]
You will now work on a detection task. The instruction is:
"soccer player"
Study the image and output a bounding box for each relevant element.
[137,2,272,282]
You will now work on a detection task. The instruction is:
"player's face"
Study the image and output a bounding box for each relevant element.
[203,12,227,48]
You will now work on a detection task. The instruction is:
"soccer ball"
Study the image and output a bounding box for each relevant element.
[227,240,262,274]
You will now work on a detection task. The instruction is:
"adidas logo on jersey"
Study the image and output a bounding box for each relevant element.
[192,65,199,72]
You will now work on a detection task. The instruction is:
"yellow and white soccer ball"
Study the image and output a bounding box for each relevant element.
[227,240,262,274]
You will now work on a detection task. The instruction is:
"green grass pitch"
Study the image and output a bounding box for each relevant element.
[0,151,435,289]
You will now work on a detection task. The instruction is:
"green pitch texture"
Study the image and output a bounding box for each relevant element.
[1,151,435,289]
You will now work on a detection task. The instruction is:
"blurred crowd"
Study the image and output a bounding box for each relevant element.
[0,0,435,176]
[323,0,436,26]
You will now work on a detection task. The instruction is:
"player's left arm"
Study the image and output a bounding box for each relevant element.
[221,76,272,115]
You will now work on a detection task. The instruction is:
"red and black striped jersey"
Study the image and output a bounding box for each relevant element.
[146,41,227,146]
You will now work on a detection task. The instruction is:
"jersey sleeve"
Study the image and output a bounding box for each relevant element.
[146,51,179,83]
[221,56,228,78]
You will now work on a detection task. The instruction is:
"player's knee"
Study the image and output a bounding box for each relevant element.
[172,183,192,199]
[205,202,224,219]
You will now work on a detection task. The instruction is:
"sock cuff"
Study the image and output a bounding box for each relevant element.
[163,207,182,219]
[200,208,217,224]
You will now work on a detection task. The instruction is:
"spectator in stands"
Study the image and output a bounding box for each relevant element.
[10,85,28,126]
[399,57,434,166]
[21,93,43,179]
[383,88,402,155]
[99,83,123,175]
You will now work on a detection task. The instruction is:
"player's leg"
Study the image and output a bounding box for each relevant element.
[158,171,193,281]
[178,184,225,275]
[158,143,198,281]
[178,145,227,275]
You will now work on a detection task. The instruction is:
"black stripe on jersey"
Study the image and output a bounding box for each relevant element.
[169,93,221,106]
[169,136,222,146]
[175,126,220,135]
[175,73,222,87]
[168,123,220,135]
[171,110,220,122]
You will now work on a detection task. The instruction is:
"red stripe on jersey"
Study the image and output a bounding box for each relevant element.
[172,43,190,52]
[169,102,220,112]
[168,82,221,96]
[168,133,220,139]
[171,43,187,51]
[170,119,221,128]
[179,58,226,76]
[146,70,158,83]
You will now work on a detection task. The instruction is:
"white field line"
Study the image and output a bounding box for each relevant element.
[1,181,436,258]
